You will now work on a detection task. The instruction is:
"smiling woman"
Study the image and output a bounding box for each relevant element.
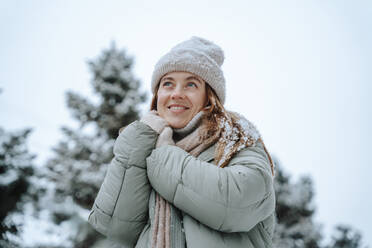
[88,36,276,248]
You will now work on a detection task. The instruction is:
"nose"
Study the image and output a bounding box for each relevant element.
[170,86,185,99]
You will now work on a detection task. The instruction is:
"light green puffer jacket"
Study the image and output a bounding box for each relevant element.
[88,121,275,248]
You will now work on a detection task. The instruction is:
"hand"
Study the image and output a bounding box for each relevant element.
[156,127,175,148]
[140,110,168,134]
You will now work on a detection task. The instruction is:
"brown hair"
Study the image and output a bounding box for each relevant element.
[150,81,275,176]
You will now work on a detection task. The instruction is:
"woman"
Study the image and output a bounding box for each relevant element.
[88,37,276,248]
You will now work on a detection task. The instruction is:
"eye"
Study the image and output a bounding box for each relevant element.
[186,82,197,88]
[162,81,173,87]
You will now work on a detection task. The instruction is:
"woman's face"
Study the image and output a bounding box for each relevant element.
[157,71,207,129]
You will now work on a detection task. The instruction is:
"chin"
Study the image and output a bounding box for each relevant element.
[169,123,186,129]
[167,119,188,129]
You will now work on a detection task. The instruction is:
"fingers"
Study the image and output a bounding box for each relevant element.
[156,127,175,148]
[140,111,168,133]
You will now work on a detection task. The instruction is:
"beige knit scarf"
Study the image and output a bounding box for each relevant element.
[151,111,271,248]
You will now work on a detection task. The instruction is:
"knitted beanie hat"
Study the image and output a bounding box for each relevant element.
[151,36,226,104]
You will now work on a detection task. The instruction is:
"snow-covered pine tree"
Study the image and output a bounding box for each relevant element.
[326,225,367,248]
[31,42,146,248]
[273,158,368,248]
[0,127,35,247]
[273,157,323,248]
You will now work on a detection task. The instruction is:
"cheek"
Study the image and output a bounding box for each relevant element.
[156,92,168,113]
[191,92,207,111]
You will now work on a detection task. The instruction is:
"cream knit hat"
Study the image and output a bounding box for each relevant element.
[151,36,226,104]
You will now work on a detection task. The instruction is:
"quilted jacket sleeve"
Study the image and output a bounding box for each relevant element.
[88,121,157,247]
[146,141,275,233]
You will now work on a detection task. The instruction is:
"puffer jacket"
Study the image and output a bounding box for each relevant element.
[88,120,276,248]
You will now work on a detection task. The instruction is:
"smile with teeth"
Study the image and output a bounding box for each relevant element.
[168,105,189,111]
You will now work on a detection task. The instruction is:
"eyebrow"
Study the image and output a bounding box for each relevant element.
[186,76,202,84]
[161,76,202,84]
[161,77,174,82]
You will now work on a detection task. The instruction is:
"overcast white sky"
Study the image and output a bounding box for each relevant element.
[1,0,371,245]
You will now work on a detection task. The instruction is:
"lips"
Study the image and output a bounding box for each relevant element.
[167,104,189,112]
[168,104,189,109]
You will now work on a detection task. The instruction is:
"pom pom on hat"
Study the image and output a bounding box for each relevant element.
[151,36,226,104]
